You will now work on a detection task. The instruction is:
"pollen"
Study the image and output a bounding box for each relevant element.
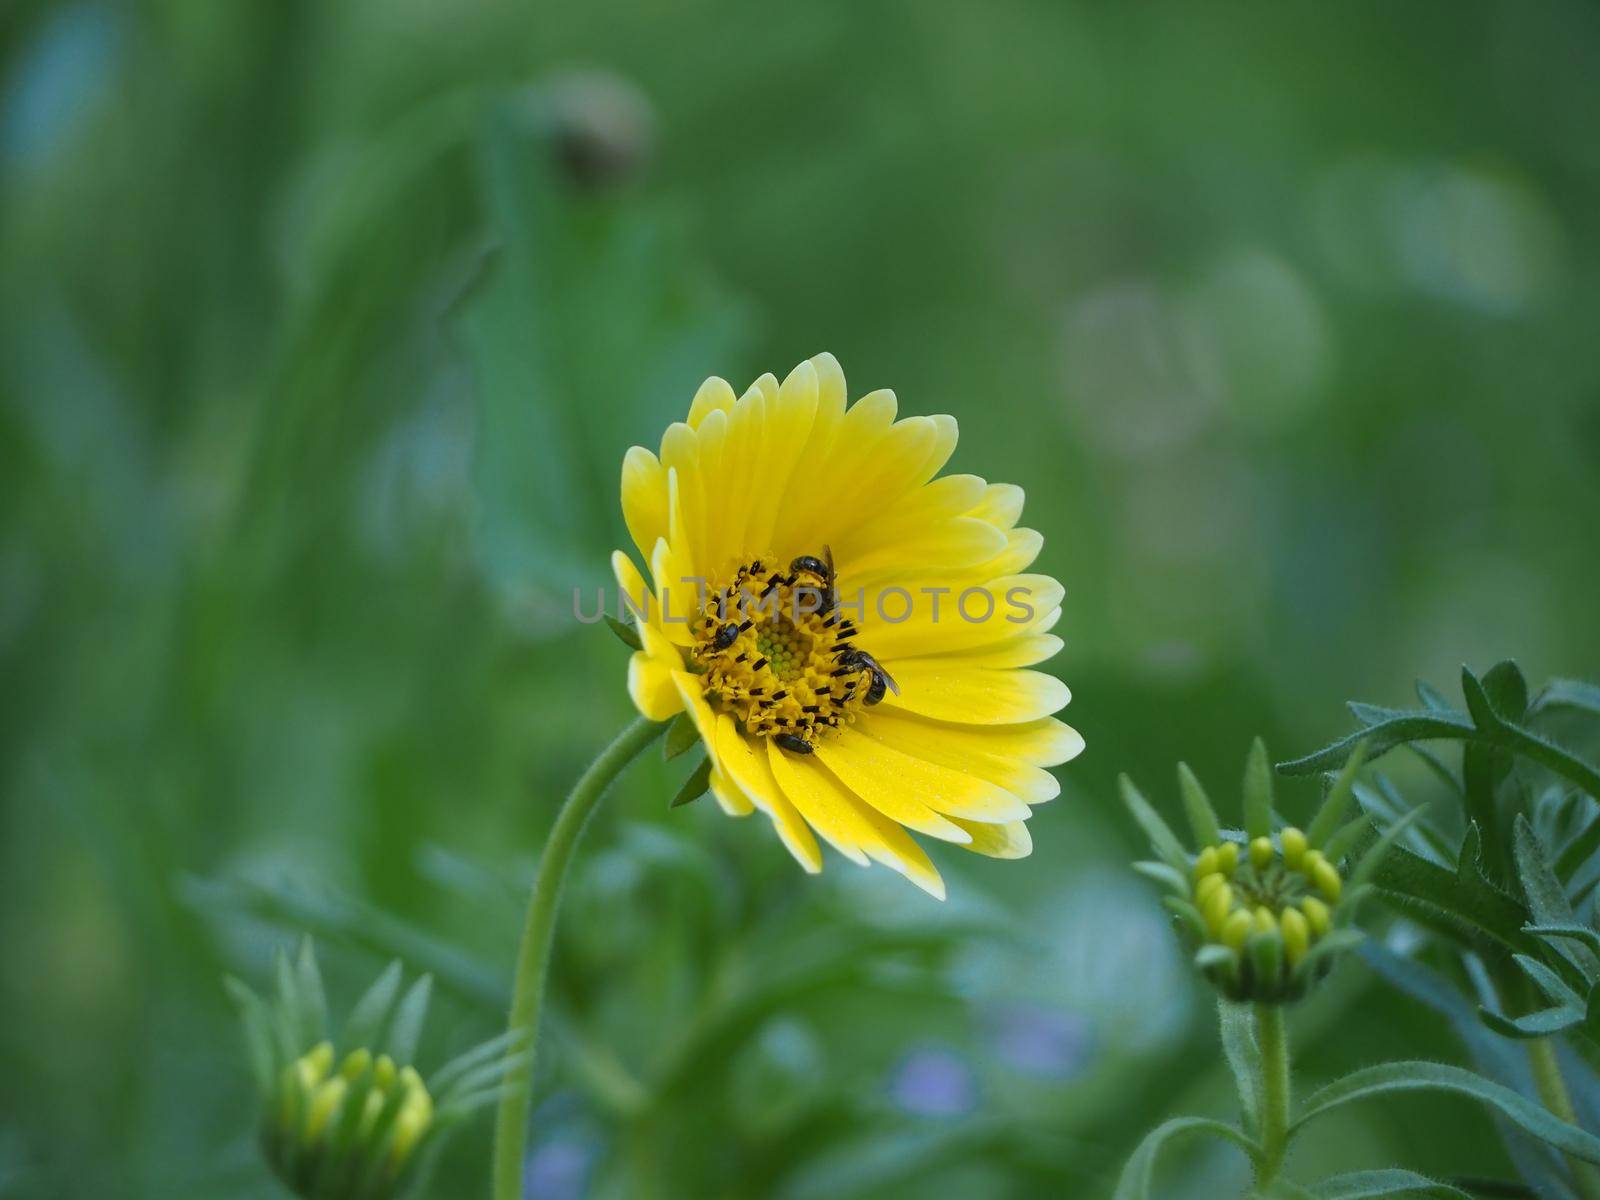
[689,553,884,747]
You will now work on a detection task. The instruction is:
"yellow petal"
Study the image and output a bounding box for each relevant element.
[620,447,668,563]
[856,573,1064,659]
[915,633,1064,670]
[879,663,1070,725]
[765,739,870,866]
[687,376,737,428]
[949,817,1033,859]
[967,482,1025,530]
[708,764,755,817]
[856,709,1063,806]
[844,517,1009,580]
[716,714,822,872]
[812,734,983,841]
[627,653,681,721]
[649,536,698,646]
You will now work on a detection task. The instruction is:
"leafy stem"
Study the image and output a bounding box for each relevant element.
[1255,1004,1292,1188]
[491,715,667,1200]
[1525,1037,1600,1200]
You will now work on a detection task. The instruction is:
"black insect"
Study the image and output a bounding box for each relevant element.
[838,647,898,706]
[790,545,837,617]
[711,623,740,650]
[775,732,815,754]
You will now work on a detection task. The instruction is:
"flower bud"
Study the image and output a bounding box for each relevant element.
[1280,906,1310,966]
[1301,895,1331,937]
[1249,837,1274,871]
[1280,826,1307,870]
[1216,842,1240,874]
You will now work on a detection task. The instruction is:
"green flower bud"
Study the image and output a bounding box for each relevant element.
[1123,741,1370,1005]
[229,942,525,1200]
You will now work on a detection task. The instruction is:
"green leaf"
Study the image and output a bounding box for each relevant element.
[1307,739,1369,849]
[225,977,277,1094]
[1527,924,1600,955]
[1482,661,1531,723]
[1279,712,1475,776]
[295,938,328,1043]
[1349,804,1429,890]
[1119,775,1189,871]
[430,1028,528,1098]
[1366,842,1534,957]
[1462,666,1509,732]
[1416,679,1454,712]
[1112,1116,1257,1200]
[1132,860,1189,896]
[1534,678,1600,718]
[386,973,433,1065]
[1293,1061,1600,1163]
[671,756,713,809]
[1177,763,1222,848]
[1479,1003,1583,1040]
[343,960,404,1051]
[1515,816,1600,984]
[662,712,700,761]
[1217,1000,1260,1132]
[1324,813,1374,865]
[605,614,642,651]
[1511,953,1585,1009]
[1307,1168,1472,1199]
[1244,738,1273,839]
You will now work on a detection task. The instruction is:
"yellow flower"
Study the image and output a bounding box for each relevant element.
[613,353,1082,898]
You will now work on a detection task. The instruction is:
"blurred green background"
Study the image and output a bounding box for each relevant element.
[4,1,1600,1196]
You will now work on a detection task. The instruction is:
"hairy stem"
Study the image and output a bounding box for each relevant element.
[491,715,666,1200]
[1254,1004,1292,1189]
[1527,1037,1600,1200]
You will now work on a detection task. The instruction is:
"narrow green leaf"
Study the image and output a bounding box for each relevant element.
[386,973,433,1065]
[1113,1116,1258,1200]
[1243,739,1273,839]
[1217,1000,1260,1133]
[1279,713,1474,776]
[1293,1061,1600,1163]
[1527,924,1600,955]
[343,961,404,1052]
[1479,1003,1584,1040]
[1308,739,1369,849]
[1512,953,1585,1009]
[1177,763,1222,848]
[671,756,713,809]
[1462,667,1507,732]
[1323,813,1374,865]
[225,977,277,1094]
[1482,661,1530,723]
[1350,805,1430,890]
[604,614,642,651]
[1515,816,1600,984]
[1308,1167,1472,1199]
[1534,679,1600,718]
[1366,844,1533,956]
[1120,775,1189,871]
[1415,680,1454,712]
[430,1028,528,1097]
[295,938,328,1043]
[662,712,699,760]
[1132,860,1190,896]
[274,946,304,1051]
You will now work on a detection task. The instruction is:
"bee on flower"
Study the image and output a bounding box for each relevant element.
[1122,739,1411,1003]
[612,353,1084,898]
[228,941,526,1200]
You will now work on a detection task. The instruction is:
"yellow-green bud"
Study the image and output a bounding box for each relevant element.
[1204,883,1235,934]
[340,1047,373,1081]
[1280,826,1307,870]
[1250,836,1274,870]
[1253,906,1277,935]
[306,1076,346,1140]
[1221,909,1253,950]
[1311,856,1342,901]
[1280,907,1310,966]
[1195,871,1225,906]
[1301,895,1331,937]
[373,1054,397,1091]
[1193,846,1219,880]
[1216,842,1239,874]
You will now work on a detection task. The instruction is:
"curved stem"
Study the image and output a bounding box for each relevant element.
[491,715,666,1200]
[1254,1004,1292,1188]
[1526,1037,1600,1200]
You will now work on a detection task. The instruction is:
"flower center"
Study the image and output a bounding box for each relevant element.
[689,552,889,751]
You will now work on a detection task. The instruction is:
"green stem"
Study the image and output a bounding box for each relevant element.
[1254,1004,1291,1188]
[491,715,665,1200]
[1527,1037,1600,1200]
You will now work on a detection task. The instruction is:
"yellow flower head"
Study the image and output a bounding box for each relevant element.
[614,353,1083,898]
